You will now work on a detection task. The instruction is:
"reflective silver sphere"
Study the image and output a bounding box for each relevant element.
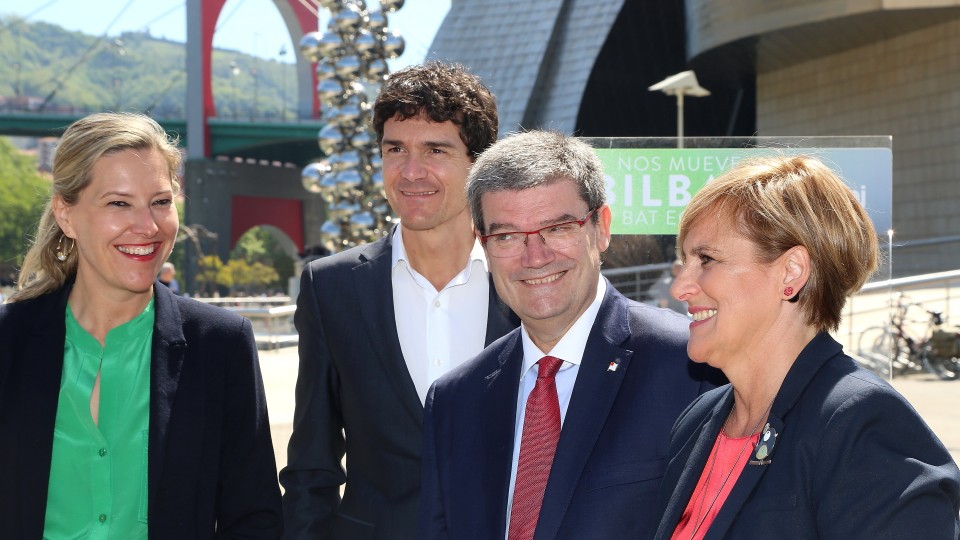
[366,10,387,35]
[382,30,405,59]
[317,31,344,58]
[334,55,362,81]
[333,4,364,40]
[316,61,338,83]
[347,128,373,152]
[348,211,375,235]
[301,160,330,193]
[380,0,405,13]
[334,150,362,172]
[318,124,347,156]
[316,78,347,103]
[317,0,346,11]
[354,29,379,59]
[299,32,323,63]
[364,58,388,82]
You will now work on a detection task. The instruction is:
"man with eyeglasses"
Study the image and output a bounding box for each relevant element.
[419,130,723,539]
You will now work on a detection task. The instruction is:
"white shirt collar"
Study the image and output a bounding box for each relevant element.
[519,275,606,379]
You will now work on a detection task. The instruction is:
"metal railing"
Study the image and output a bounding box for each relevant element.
[192,296,297,350]
[837,270,960,378]
[604,260,960,379]
[601,262,673,305]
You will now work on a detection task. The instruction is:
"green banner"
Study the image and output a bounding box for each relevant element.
[597,147,892,235]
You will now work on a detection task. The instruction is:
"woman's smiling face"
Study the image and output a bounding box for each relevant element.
[671,215,784,369]
[54,147,179,302]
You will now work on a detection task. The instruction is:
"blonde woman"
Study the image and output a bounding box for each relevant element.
[0,112,282,538]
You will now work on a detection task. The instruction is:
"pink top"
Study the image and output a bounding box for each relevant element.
[670,430,760,540]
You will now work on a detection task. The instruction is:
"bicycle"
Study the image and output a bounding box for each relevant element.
[857,294,959,380]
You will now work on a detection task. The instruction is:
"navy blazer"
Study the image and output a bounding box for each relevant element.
[653,332,960,539]
[0,280,282,538]
[420,282,722,539]
[279,233,519,539]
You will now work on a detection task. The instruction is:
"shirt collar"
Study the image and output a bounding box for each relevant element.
[391,224,488,273]
[519,275,606,379]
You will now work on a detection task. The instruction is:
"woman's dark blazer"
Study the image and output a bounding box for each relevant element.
[0,280,282,538]
[653,332,960,539]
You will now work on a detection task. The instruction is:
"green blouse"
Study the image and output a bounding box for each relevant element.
[43,300,154,539]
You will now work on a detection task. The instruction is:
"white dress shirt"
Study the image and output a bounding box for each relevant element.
[504,275,606,531]
[392,225,490,404]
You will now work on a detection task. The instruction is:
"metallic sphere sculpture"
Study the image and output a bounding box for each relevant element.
[299,0,405,252]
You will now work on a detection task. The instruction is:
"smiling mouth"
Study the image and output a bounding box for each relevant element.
[691,309,717,322]
[401,190,437,196]
[116,244,157,256]
[523,271,565,285]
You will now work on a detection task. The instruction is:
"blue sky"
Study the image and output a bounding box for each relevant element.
[3,0,449,70]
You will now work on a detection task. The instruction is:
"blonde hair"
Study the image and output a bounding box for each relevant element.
[12,112,182,302]
[677,155,879,332]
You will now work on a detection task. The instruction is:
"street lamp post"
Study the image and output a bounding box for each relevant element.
[251,66,259,121]
[648,70,710,149]
[279,45,288,121]
[230,61,240,119]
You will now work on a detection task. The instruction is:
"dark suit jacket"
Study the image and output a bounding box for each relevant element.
[0,280,282,538]
[653,332,960,539]
[279,234,519,539]
[419,283,721,539]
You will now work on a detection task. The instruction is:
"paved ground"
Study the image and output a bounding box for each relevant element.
[258,344,960,476]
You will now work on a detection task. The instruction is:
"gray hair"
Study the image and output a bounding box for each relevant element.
[466,130,606,234]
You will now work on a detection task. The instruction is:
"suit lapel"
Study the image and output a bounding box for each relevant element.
[654,391,733,540]
[703,333,840,539]
[16,285,70,536]
[148,283,187,510]
[478,334,525,538]
[352,236,424,424]
[703,411,782,540]
[535,289,634,539]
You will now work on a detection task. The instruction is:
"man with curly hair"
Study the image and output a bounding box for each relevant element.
[280,62,518,539]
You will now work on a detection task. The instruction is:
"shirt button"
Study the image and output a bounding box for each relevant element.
[99,448,107,457]
[99,514,107,523]
[435,359,442,366]
[434,300,441,308]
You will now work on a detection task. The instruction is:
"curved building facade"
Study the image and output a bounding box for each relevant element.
[428,0,753,140]
[429,0,960,274]
[687,0,960,274]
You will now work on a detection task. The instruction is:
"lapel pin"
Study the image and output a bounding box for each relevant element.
[749,423,778,465]
[607,360,619,372]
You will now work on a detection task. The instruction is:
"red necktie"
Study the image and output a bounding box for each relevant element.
[508,355,564,540]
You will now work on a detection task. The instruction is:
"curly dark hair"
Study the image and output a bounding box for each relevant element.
[372,61,498,160]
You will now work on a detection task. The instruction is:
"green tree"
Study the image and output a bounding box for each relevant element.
[0,137,48,283]
[219,259,279,295]
[195,254,225,297]
[230,226,295,292]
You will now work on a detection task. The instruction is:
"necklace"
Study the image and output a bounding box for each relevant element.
[687,399,773,540]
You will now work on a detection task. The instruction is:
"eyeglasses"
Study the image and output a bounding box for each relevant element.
[480,208,597,258]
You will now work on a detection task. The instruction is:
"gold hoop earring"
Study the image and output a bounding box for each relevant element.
[56,235,75,262]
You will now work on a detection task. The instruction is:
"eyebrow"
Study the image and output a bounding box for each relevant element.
[98,189,173,199]
[380,138,460,150]
[486,212,581,233]
[687,245,721,257]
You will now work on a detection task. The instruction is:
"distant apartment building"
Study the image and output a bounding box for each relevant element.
[36,137,57,172]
